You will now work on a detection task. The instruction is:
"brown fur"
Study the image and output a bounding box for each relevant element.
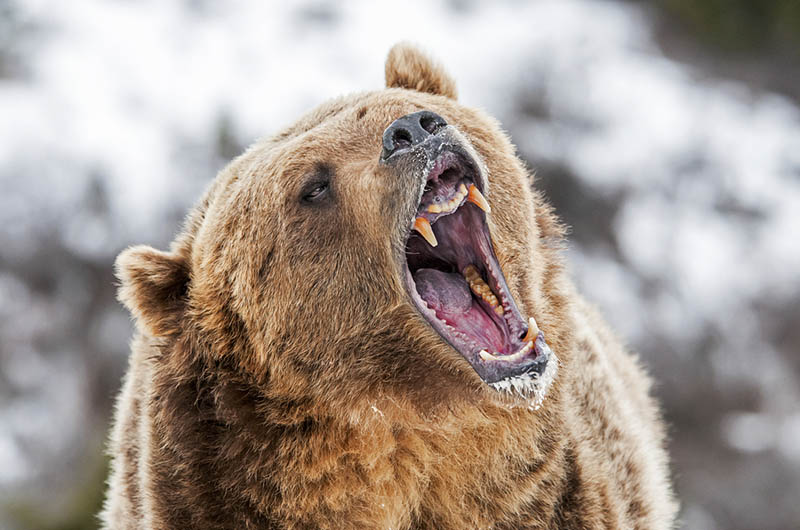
[101,44,677,529]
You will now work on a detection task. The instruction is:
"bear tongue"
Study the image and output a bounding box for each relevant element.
[413,267,507,352]
[413,268,472,314]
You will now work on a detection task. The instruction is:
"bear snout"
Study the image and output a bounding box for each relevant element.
[380,109,448,161]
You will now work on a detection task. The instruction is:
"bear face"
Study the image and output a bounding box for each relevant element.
[116,43,568,420]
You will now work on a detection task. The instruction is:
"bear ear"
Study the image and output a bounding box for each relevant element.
[115,245,189,337]
[385,42,457,100]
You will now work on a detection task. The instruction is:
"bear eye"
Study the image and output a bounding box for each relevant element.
[303,182,329,202]
[300,163,333,204]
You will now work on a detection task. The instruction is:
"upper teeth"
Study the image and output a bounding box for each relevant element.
[427,183,468,214]
[412,184,490,249]
[467,184,490,213]
[412,216,437,247]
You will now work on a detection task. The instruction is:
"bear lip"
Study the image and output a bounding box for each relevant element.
[402,149,553,391]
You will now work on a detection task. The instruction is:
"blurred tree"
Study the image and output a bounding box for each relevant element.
[0,0,31,79]
[656,0,800,56]
[4,453,108,530]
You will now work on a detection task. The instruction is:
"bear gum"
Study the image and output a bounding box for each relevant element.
[101,43,678,529]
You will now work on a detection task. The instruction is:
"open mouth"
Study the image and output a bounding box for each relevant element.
[402,149,556,398]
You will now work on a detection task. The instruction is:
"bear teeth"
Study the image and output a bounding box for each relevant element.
[478,340,534,363]
[479,350,495,361]
[521,317,540,343]
[463,265,503,315]
[466,184,490,213]
[426,183,468,214]
[412,216,437,247]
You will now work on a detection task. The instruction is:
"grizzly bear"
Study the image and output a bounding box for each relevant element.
[101,44,677,529]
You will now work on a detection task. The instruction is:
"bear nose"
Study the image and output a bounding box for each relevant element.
[381,110,448,161]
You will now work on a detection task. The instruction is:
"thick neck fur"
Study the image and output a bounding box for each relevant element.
[122,329,575,530]
[103,184,675,529]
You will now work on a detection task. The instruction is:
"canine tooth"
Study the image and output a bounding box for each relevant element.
[467,184,491,213]
[522,316,540,343]
[413,217,437,247]
[505,340,533,362]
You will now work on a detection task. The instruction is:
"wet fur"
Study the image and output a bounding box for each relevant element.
[101,43,677,529]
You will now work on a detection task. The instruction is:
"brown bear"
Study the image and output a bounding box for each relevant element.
[101,44,677,529]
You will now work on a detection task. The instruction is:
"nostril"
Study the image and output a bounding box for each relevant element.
[420,115,444,135]
[392,128,413,150]
[380,111,448,161]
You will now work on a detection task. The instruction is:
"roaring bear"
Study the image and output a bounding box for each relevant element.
[101,44,677,529]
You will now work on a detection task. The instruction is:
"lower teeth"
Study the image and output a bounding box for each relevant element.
[463,265,502,312]
[479,340,534,363]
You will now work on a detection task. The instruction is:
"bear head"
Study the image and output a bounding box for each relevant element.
[115,43,570,420]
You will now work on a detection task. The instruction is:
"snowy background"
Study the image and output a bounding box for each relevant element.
[1,1,799,528]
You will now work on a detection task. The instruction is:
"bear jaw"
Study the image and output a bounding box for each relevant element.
[386,127,556,403]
